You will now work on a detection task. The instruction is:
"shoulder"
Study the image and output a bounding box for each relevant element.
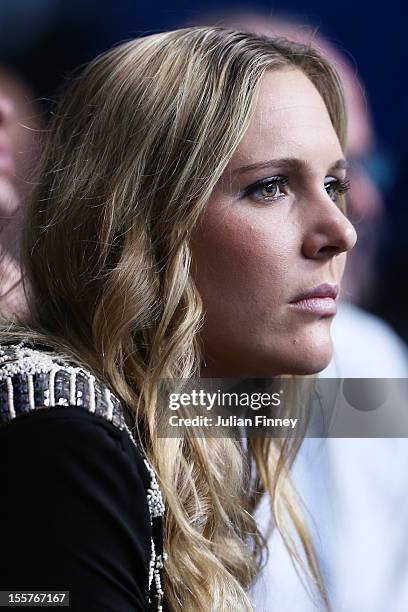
[0,341,166,611]
[0,340,156,492]
[0,342,128,428]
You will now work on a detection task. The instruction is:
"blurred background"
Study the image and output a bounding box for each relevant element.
[1,3,408,611]
[1,0,405,142]
[0,0,407,338]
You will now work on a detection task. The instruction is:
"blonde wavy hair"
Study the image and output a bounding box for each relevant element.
[1,27,347,611]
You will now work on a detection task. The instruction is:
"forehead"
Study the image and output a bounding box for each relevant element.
[230,67,342,170]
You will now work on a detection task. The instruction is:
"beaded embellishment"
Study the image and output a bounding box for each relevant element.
[0,342,166,611]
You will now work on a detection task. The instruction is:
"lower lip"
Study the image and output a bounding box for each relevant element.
[289,297,337,317]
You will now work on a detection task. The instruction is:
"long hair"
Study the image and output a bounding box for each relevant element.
[1,27,346,610]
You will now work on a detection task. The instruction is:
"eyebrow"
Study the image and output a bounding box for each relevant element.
[232,157,348,176]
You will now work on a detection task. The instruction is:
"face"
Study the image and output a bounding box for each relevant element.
[190,68,357,377]
[0,68,39,318]
[0,67,42,211]
[0,73,19,215]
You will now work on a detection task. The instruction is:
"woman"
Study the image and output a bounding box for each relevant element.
[0,27,356,611]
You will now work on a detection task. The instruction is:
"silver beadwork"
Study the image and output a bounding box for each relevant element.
[0,342,167,611]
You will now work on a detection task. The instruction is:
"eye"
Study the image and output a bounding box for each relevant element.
[324,177,351,203]
[243,176,289,203]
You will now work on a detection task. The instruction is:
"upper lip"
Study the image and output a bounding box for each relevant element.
[290,283,339,303]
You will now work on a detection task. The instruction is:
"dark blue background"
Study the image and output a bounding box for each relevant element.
[2,0,406,148]
[84,0,408,149]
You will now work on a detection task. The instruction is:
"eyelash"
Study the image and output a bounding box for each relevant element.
[242,176,288,202]
[325,178,351,203]
[242,176,351,204]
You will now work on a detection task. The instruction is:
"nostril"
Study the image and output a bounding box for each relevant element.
[317,245,340,258]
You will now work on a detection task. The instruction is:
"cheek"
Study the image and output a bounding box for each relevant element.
[190,207,294,326]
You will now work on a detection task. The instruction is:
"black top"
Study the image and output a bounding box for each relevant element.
[0,343,167,611]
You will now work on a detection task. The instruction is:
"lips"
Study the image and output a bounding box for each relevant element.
[289,283,339,317]
[290,283,339,303]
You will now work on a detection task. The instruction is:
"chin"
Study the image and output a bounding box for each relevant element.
[290,359,331,376]
[231,344,333,377]
[201,325,334,377]
[284,337,333,375]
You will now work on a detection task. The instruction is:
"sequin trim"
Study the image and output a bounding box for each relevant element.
[0,342,166,611]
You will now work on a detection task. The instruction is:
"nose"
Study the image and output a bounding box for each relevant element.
[302,197,357,260]
[0,92,14,125]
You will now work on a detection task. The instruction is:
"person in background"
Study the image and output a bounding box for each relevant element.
[370,122,408,345]
[0,66,42,319]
